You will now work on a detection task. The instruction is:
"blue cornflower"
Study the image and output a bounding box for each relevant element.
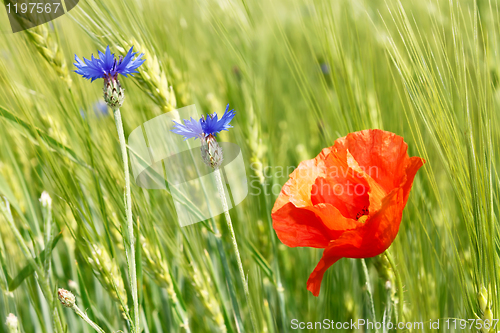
[201,104,236,136]
[172,104,236,140]
[74,46,145,109]
[74,46,145,82]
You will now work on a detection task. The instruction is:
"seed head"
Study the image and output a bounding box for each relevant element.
[58,288,76,308]
[5,313,18,333]
[478,285,488,312]
[39,191,52,207]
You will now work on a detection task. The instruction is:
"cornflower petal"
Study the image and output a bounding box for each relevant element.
[172,117,205,140]
[171,105,237,140]
[219,104,236,130]
[115,47,145,77]
[74,54,103,81]
[98,46,115,74]
[200,104,236,136]
[74,46,145,81]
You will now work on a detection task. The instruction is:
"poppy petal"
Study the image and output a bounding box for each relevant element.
[306,189,405,296]
[272,202,359,248]
[311,177,370,219]
[272,158,326,212]
[312,150,388,219]
[272,202,333,248]
[334,130,410,193]
[356,188,404,255]
[304,203,360,238]
[402,156,425,205]
[344,150,387,213]
[306,253,342,297]
[306,225,368,296]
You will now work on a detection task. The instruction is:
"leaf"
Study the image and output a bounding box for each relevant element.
[0,105,91,169]
[8,231,63,291]
[0,171,30,227]
[245,240,274,283]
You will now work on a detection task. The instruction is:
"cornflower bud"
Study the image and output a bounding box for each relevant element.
[103,76,125,110]
[201,134,223,168]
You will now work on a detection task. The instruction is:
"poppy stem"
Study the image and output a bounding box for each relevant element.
[213,167,257,332]
[361,259,378,332]
[384,251,404,322]
[113,108,139,333]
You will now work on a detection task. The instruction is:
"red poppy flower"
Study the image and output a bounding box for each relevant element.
[271,129,425,296]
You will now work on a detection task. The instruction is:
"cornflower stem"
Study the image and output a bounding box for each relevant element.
[213,168,257,332]
[72,304,106,333]
[384,251,404,322]
[361,259,378,333]
[113,108,139,332]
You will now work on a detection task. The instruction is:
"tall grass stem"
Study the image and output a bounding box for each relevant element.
[384,251,403,322]
[361,258,378,333]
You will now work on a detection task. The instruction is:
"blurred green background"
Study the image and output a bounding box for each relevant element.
[0,0,499,332]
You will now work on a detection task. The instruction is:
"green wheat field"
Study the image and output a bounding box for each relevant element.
[0,0,499,332]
